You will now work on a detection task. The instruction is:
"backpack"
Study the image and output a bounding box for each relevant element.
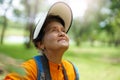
[34,55,79,80]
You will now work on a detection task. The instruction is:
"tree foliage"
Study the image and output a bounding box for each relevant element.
[69,0,120,47]
[0,0,13,44]
[0,0,120,47]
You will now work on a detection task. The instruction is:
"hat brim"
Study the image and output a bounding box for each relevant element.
[33,2,73,39]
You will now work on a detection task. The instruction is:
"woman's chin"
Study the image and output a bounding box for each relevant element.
[58,43,69,50]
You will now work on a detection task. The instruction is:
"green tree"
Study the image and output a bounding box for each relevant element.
[70,0,108,46]
[0,0,13,44]
[12,0,43,48]
[110,0,120,46]
[20,0,43,48]
[70,18,81,46]
[101,0,120,46]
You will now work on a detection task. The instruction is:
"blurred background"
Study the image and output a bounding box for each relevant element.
[0,0,120,80]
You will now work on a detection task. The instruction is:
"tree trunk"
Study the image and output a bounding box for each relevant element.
[25,23,34,48]
[114,39,120,47]
[23,0,40,48]
[75,38,80,47]
[0,16,7,44]
[0,0,12,44]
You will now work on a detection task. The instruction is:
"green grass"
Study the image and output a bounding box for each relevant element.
[64,46,120,80]
[0,44,38,60]
[0,44,120,80]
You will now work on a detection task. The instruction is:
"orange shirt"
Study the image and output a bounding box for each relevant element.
[4,59,76,80]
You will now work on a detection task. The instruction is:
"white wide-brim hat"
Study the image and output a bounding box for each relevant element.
[33,2,73,39]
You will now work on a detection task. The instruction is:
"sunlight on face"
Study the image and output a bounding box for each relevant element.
[43,21,69,51]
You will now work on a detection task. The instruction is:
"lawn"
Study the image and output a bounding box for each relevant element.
[0,44,120,80]
[64,46,120,80]
[0,44,38,60]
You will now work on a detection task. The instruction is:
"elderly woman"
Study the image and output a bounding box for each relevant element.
[5,2,79,80]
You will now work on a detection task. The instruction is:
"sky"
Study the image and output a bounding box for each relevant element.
[0,0,88,20]
[46,0,88,18]
[0,0,23,20]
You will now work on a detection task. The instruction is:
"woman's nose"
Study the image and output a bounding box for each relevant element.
[58,31,66,37]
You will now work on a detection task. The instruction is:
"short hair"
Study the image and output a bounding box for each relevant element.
[33,15,65,48]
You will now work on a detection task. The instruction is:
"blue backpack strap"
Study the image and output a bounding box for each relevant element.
[73,64,80,80]
[34,55,52,80]
[34,55,79,80]
[68,61,80,80]
[62,64,68,80]
[40,55,51,80]
[34,55,45,80]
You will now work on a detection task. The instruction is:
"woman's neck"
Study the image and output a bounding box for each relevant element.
[44,49,65,64]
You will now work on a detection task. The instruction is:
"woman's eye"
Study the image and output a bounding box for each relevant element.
[52,29,57,31]
[62,30,65,32]
[51,29,57,32]
[62,29,66,33]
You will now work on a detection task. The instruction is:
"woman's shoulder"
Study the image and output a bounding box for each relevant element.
[62,60,79,80]
[62,60,75,70]
[4,59,37,80]
[62,60,73,66]
[21,58,37,79]
[22,58,37,72]
[22,59,36,68]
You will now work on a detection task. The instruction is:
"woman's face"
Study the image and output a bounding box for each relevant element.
[42,21,69,51]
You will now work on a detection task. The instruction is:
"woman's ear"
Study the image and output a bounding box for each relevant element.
[36,42,44,50]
